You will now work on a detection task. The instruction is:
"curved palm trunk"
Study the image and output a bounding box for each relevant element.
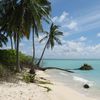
[32,29,35,64]
[16,33,20,72]
[37,39,49,66]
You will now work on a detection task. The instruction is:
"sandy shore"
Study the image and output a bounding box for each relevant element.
[0,70,97,100]
[48,82,97,100]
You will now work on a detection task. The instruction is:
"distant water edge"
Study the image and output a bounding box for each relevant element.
[44,59,100,99]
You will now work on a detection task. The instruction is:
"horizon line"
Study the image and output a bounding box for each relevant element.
[41,58,100,60]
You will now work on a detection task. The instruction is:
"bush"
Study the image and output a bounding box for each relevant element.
[0,49,33,70]
[0,64,5,77]
[0,49,16,66]
[0,64,14,77]
[20,54,33,68]
[23,72,36,83]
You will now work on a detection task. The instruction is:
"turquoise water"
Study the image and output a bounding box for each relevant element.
[43,59,100,87]
[44,59,100,98]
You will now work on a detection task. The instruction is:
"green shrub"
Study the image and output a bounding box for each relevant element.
[20,54,33,68]
[0,64,14,78]
[23,72,36,83]
[0,64,5,77]
[0,49,16,66]
[0,49,33,70]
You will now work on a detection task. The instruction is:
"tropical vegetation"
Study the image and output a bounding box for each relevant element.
[37,23,63,66]
[0,0,63,76]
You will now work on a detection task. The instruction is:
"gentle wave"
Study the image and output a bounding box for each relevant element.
[73,76,94,86]
[59,72,68,76]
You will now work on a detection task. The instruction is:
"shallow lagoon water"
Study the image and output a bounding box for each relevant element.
[44,59,100,99]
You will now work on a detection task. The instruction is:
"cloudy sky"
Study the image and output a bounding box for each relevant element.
[3,0,100,59]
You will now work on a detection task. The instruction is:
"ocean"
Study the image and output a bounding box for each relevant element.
[43,59,100,99]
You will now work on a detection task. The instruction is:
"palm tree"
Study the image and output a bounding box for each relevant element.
[0,0,23,72]
[10,34,13,50]
[0,0,51,72]
[37,23,63,66]
[30,0,51,64]
[0,33,8,47]
[6,32,14,50]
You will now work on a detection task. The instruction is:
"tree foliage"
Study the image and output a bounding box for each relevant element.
[37,23,63,66]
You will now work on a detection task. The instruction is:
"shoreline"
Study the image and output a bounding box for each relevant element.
[0,70,98,100]
[45,70,98,100]
[45,69,100,99]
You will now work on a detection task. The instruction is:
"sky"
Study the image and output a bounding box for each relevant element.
[2,0,100,59]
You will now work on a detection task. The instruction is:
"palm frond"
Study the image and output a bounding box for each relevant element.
[55,31,63,36]
[50,39,54,49]
[54,37,62,45]
[0,33,8,47]
[39,35,48,43]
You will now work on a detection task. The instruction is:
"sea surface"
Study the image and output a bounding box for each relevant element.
[43,59,100,99]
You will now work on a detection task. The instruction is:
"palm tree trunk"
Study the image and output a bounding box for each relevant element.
[14,33,17,50]
[14,40,16,50]
[37,39,49,66]
[10,35,13,50]
[16,33,20,72]
[32,28,35,64]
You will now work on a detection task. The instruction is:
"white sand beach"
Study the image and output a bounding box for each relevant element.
[0,70,97,100]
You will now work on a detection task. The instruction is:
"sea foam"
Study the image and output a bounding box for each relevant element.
[73,76,94,86]
[60,72,68,76]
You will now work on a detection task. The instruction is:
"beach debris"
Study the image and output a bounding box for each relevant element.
[38,85,52,92]
[35,76,52,85]
[23,72,36,83]
[79,64,93,70]
[83,84,90,89]
[42,67,74,73]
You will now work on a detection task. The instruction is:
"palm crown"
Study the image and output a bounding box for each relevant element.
[0,0,51,38]
[37,23,63,66]
[40,23,63,49]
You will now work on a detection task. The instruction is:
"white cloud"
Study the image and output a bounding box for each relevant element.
[52,11,78,31]
[76,8,100,32]
[63,32,70,37]
[67,21,78,30]
[63,41,84,53]
[2,38,100,59]
[52,12,69,23]
[52,16,58,22]
[97,33,100,37]
[59,11,69,23]
[19,43,24,47]
[39,40,100,59]
[18,35,100,59]
[78,36,87,41]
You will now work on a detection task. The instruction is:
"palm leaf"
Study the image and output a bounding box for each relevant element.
[54,37,62,45]
[55,32,63,36]
[39,35,48,43]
